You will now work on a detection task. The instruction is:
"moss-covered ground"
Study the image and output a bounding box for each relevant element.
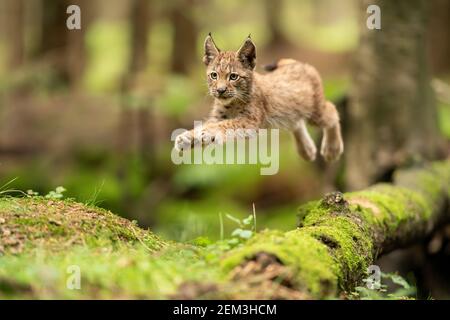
[0,161,448,299]
[0,196,228,299]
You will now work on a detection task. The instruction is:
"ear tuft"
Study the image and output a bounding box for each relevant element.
[203,33,220,66]
[237,37,256,70]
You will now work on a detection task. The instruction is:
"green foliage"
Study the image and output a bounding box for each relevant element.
[227,213,255,242]
[45,186,67,200]
[350,272,416,300]
[84,22,129,92]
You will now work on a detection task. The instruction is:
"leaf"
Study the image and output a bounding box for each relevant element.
[383,273,411,289]
[231,228,244,237]
[55,186,67,194]
[242,215,253,225]
[231,228,253,239]
[239,230,253,239]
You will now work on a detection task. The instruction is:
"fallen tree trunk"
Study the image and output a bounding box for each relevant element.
[219,161,450,299]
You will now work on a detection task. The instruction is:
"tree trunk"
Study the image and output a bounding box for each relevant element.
[264,0,291,49]
[117,0,153,214]
[66,0,91,87]
[428,0,450,74]
[128,0,150,75]
[219,161,450,299]
[345,0,443,190]
[37,0,70,83]
[34,0,89,87]
[169,0,198,75]
[4,0,25,69]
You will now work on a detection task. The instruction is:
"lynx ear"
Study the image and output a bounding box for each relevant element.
[203,33,220,66]
[237,36,256,69]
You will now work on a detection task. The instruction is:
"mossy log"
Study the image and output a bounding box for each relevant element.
[221,161,450,298]
[0,161,449,299]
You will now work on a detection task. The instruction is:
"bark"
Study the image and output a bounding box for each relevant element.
[428,0,450,74]
[346,0,443,190]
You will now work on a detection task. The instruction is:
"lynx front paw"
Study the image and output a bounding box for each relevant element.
[199,128,226,145]
[175,131,195,152]
[320,135,343,162]
[174,129,224,152]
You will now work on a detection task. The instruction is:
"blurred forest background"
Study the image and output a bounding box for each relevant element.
[0,0,449,297]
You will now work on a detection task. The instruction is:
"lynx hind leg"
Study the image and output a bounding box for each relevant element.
[293,119,317,161]
[318,101,344,162]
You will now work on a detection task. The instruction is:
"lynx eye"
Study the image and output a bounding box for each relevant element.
[229,73,239,81]
[210,72,218,80]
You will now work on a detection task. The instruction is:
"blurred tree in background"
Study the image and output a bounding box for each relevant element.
[169,0,198,74]
[345,0,444,190]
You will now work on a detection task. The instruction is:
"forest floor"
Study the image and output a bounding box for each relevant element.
[0,196,229,299]
[2,160,448,300]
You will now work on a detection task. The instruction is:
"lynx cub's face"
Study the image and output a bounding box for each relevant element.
[203,34,256,104]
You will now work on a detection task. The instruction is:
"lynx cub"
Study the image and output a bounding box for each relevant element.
[174,34,343,162]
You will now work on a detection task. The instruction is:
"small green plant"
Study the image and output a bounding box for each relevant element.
[45,186,67,200]
[228,214,254,240]
[350,272,417,300]
[203,207,257,261]
[222,207,256,248]
[85,181,105,207]
[26,189,39,196]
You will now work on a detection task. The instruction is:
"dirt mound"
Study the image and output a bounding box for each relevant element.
[0,197,165,255]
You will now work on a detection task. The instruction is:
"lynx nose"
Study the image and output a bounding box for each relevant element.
[217,87,227,96]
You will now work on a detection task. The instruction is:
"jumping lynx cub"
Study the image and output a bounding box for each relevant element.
[174,34,344,162]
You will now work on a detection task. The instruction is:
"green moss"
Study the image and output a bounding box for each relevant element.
[305,222,372,283]
[0,196,165,255]
[0,196,229,299]
[0,244,226,299]
[221,229,339,298]
[346,184,431,233]
[394,161,450,205]
[297,200,329,226]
